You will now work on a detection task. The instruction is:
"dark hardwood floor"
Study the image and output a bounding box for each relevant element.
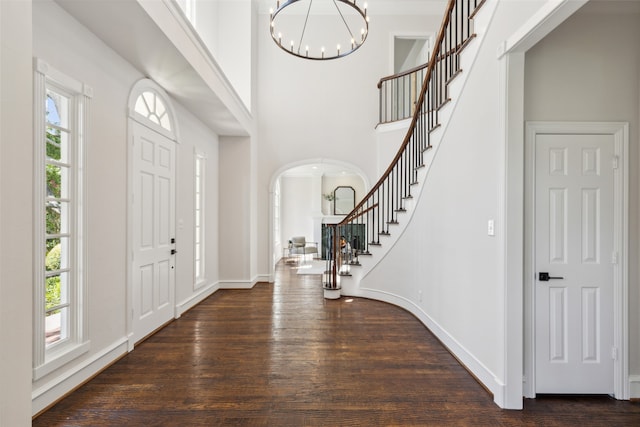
[34,262,640,426]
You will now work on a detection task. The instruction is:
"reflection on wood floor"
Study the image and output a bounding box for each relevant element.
[34,262,640,426]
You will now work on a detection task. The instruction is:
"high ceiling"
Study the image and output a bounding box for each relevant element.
[257,0,447,15]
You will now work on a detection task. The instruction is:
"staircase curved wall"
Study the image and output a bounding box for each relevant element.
[354,0,569,408]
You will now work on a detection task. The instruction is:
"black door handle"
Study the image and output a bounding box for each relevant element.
[171,249,177,255]
[538,272,563,282]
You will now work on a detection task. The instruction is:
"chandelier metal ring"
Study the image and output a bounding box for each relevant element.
[270,0,369,60]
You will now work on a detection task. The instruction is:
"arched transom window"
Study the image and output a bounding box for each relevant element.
[134,90,172,132]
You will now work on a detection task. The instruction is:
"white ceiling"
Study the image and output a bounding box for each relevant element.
[56,0,251,137]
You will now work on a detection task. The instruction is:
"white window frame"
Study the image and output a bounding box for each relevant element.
[33,59,91,380]
[194,149,206,288]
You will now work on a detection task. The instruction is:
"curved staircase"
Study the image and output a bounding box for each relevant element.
[323,0,493,298]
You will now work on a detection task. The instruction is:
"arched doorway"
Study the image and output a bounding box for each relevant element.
[269,159,370,281]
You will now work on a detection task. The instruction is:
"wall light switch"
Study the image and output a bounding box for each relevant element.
[487,219,495,236]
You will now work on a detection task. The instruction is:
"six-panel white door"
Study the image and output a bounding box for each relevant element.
[131,121,176,344]
[535,133,614,394]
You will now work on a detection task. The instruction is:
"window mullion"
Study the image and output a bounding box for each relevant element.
[45,159,71,169]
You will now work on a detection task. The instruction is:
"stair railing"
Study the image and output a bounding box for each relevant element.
[324,0,485,293]
[378,62,429,125]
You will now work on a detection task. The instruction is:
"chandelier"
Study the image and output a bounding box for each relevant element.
[270,0,369,60]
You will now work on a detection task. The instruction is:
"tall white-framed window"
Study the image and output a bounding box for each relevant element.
[33,59,91,379]
[194,150,206,287]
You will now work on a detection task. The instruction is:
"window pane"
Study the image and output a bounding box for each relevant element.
[46,200,69,235]
[45,270,69,310]
[142,92,155,114]
[46,306,69,345]
[155,98,166,117]
[46,237,69,271]
[46,126,69,163]
[46,164,69,199]
[46,90,69,129]
[45,274,62,309]
[159,114,171,131]
[134,96,150,116]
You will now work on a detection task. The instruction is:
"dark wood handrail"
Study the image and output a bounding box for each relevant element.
[376,41,469,90]
[348,0,457,218]
[377,62,429,89]
[324,0,485,291]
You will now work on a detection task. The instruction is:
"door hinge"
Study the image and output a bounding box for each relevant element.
[611,347,618,360]
[611,252,619,264]
[612,156,620,169]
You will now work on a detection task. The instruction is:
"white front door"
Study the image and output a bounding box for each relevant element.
[131,121,176,344]
[534,132,615,394]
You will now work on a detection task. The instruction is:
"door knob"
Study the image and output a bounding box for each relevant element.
[538,272,563,282]
[171,249,177,255]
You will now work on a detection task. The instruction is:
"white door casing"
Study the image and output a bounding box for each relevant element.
[130,121,176,345]
[524,122,629,399]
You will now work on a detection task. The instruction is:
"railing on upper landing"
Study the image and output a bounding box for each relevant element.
[378,62,429,125]
[323,0,486,293]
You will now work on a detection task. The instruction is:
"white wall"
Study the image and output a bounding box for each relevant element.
[182,0,252,111]
[31,0,224,413]
[357,0,547,406]
[33,3,139,400]
[523,4,640,385]
[321,174,366,215]
[219,136,254,286]
[375,120,411,176]
[174,102,221,311]
[216,0,252,111]
[0,1,33,424]
[256,12,443,277]
[281,176,318,245]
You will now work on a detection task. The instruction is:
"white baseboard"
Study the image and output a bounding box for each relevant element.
[630,375,640,399]
[175,281,220,317]
[220,274,270,289]
[256,274,272,283]
[32,337,128,416]
[353,287,505,407]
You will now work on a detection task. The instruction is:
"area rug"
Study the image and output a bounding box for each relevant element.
[295,260,327,275]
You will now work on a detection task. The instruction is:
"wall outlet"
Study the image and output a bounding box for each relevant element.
[487,219,495,236]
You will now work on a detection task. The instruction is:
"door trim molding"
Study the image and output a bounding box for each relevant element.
[524,121,629,399]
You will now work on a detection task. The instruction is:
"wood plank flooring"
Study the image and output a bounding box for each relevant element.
[34,262,640,426]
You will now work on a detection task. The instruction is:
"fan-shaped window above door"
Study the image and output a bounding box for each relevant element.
[134,90,173,132]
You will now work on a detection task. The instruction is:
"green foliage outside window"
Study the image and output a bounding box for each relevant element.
[45,127,62,310]
[45,244,61,311]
